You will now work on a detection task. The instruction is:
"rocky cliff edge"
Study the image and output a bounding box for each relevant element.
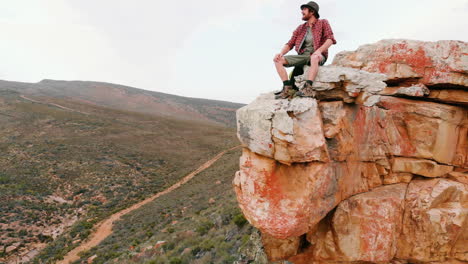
[233,39,468,264]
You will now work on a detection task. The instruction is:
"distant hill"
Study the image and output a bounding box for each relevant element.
[0,79,244,127]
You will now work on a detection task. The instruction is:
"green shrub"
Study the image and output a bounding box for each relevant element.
[69,221,94,239]
[169,257,182,264]
[196,220,214,235]
[191,246,201,256]
[232,213,247,228]
[199,239,215,251]
[18,229,28,237]
[162,242,175,251]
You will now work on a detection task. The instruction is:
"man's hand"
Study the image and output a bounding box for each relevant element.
[273,53,283,63]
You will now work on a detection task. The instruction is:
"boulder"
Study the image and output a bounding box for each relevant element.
[428,89,468,105]
[261,233,301,261]
[392,157,454,177]
[379,83,430,97]
[290,184,407,263]
[332,184,407,262]
[320,96,467,167]
[233,148,385,239]
[332,39,468,87]
[233,148,328,238]
[294,65,387,105]
[396,178,468,262]
[236,97,329,164]
[377,96,467,167]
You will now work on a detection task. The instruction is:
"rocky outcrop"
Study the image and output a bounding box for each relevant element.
[233,39,468,263]
[333,39,467,88]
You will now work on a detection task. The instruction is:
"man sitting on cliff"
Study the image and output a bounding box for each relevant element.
[273,1,337,99]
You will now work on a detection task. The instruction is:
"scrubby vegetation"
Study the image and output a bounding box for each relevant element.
[63,149,266,264]
[0,90,242,263]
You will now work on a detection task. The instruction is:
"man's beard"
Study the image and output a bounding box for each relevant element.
[302,14,312,21]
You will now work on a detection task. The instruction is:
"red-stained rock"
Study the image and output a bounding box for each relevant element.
[392,157,454,177]
[261,233,301,261]
[233,148,328,238]
[447,171,468,185]
[286,179,468,263]
[384,172,413,185]
[319,102,390,162]
[234,39,468,263]
[234,97,466,241]
[318,101,346,139]
[377,96,468,167]
[320,96,468,168]
[332,39,468,87]
[332,184,407,262]
[233,148,385,239]
[289,184,407,263]
[308,161,383,229]
[396,178,468,262]
[428,89,468,105]
[379,83,430,97]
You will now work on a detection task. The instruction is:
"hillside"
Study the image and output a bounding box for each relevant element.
[0,79,244,127]
[0,88,248,263]
[41,148,267,264]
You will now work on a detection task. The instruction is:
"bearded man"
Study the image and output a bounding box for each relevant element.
[273,1,337,99]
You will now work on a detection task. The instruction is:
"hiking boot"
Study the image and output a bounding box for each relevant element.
[296,81,316,98]
[275,85,293,99]
[287,87,299,99]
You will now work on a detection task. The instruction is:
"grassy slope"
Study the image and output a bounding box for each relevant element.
[0,90,240,262]
[68,149,267,264]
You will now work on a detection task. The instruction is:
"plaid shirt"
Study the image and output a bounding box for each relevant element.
[286,19,337,60]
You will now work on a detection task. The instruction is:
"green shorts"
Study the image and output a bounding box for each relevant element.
[283,53,326,68]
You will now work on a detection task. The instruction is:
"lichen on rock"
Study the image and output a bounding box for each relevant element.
[233,39,468,263]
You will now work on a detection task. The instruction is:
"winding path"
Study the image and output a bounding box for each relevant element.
[57,145,241,264]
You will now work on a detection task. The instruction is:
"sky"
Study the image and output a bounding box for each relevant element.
[1,0,467,104]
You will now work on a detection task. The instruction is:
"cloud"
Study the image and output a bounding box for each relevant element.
[0,0,126,82]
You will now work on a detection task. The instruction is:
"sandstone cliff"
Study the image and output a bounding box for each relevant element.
[233,39,467,264]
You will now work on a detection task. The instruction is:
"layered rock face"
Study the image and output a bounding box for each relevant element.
[233,39,467,263]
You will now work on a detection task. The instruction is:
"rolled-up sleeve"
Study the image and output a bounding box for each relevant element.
[322,19,337,44]
[286,25,300,49]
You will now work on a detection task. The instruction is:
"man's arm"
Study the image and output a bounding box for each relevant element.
[279,44,292,55]
[274,44,292,62]
[274,25,301,62]
[314,39,333,54]
[313,19,336,56]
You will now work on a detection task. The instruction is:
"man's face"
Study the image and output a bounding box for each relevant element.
[301,7,313,21]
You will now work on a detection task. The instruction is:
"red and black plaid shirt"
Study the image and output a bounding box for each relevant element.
[286,19,337,60]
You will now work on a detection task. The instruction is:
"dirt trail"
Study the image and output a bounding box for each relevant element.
[20,95,90,115]
[57,145,241,264]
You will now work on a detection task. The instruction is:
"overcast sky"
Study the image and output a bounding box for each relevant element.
[1,0,467,103]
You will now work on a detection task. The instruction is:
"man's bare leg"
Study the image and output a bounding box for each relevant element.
[274,57,289,81]
[273,57,295,99]
[296,54,322,97]
[307,54,321,81]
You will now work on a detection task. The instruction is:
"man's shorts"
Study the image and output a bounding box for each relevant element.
[283,53,326,68]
